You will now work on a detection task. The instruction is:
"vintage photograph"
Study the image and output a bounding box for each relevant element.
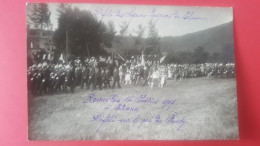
[26,3,238,140]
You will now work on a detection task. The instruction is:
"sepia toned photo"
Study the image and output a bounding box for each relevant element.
[26,3,238,140]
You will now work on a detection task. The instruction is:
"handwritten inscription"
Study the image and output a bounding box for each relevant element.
[83,93,187,132]
[94,7,207,24]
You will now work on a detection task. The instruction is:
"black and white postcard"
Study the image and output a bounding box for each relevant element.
[26,3,238,140]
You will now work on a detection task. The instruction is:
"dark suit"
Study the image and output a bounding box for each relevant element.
[87,67,95,90]
[104,68,111,88]
[81,66,89,89]
[112,67,121,88]
[93,68,102,90]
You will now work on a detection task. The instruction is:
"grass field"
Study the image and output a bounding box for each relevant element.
[28,77,239,140]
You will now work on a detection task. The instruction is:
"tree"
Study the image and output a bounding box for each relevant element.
[103,20,116,48]
[53,6,110,58]
[113,21,130,57]
[115,21,129,47]
[27,3,52,30]
[56,3,71,14]
[146,20,160,56]
[164,51,193,64]
[134,24,145,50]
[119,21,129,36]
[222,43,235,63]
[211,52,222,63]
[193,46,209,64]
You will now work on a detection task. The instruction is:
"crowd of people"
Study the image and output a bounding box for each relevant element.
[27,56,236,96]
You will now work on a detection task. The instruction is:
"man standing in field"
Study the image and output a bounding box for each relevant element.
[103,67,111,88]
[93,66,102,90]
[112,66,121,89]
[87,64,95,90]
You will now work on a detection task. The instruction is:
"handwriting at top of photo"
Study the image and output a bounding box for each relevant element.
[94,6,207,21]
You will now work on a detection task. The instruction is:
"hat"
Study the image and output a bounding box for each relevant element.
[37,63,42,68]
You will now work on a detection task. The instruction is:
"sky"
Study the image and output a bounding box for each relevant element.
[46,3,233,37]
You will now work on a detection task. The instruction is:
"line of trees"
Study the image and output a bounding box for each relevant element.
[27,3,162,61]
[164,45,235,64]
[53,4,116,59]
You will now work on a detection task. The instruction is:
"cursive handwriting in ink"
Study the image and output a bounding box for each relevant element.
[88,93,109,103]
[161,99,176,110]
[94,7,207,23]
[114,103,139,112]
[135,94,159,104]
[183,11,207,21]
[166,112,186,131]
[110,94,120,103]
[93,113,117,123]
[92,113,117,133]
[155,114,162,123]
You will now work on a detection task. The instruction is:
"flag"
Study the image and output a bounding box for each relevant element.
[42,54,46,60]
[116,52,125,61]
[47,53,51,61]
[141,50,145,66]
[30,42,33,49]
[160,56,166,63]
[112,50,125,61]
[59,54,65,63]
